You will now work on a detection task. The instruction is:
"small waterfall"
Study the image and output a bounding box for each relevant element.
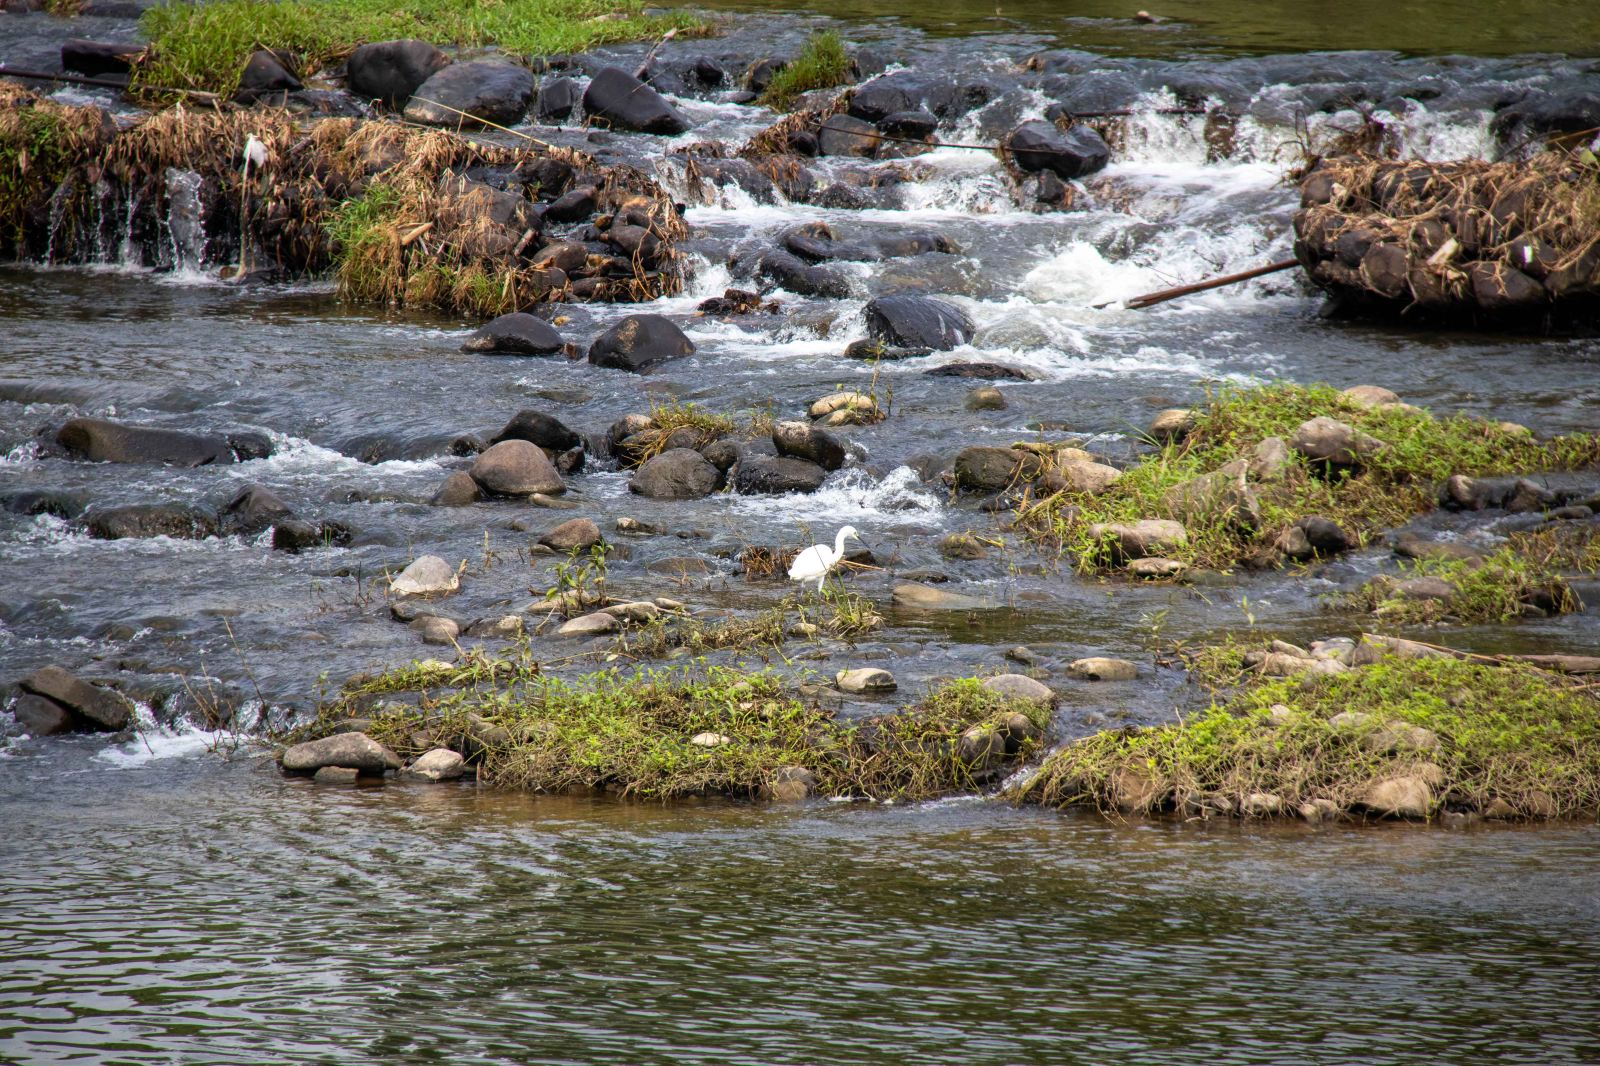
[42,180,73,264]
[163,168,207,275]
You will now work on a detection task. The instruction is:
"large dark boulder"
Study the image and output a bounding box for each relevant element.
[588,314,695,373]
[20,665,133,731]
[924,362,1034,380]
[461,312,564,355]
[535,76,583,123]
[816,114,881,157]
[403,60,535,127]
[755,250,852,298]
[1492,82,1600,143]
[864,294,974,351]
[346,39,450,108]
[629,448,725,499]
[1004,120,1111,180]
[469,440,565,496]
[878,109,938,139]
[61,39,142,77]
[583,67,690,135]
[772,420,846,471]
[733,455,828,495]
[848,72,947,123]
[490,409,583,452]
[86,503,219,541]
[57,418,234,466]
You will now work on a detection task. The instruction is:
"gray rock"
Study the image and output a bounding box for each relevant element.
[816,114,882,156]
[403,60,535,127]
[313,766,361,784]
[588,314,696,373]
[462,312,564,354]
[982,673,1054,705]
[836,667,897,694]
[430,471,483,507]
[582,66,690,134]
[558,611,620,637]
[1087,519,1188,560]
[535,75,582,122]
[891,582,998,610]
[630,448,724,499]
[1249,436,1294,481]
[1147,408,1195,441]
[20,665,133,731]
[390,555,459,597]
[1051,458,1121,495]
[733,455,828,495]
[281,732,402,775]
[539,517,602,552]
[404,747,467,782]
[220,485,293,536]
[1360,773,1435,818]
[1341,384,1399,408]
[11,692,76,735]
[86,504,219,541]
[772,420,846,471]
[470,440,565,497]
[767,765,816,802]
[966,386,1006,411]
[411,615,460,645]
[953,446,1039,492]
[1067,657,1137,681]
[1291,416,1385,467]
[464,615,524,639]
[1163,465,1260,532]
[1004,120,1110,179]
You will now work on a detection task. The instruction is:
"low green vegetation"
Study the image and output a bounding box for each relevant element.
[758,30,851,111]
[1012,647,1600,820]
[1016,383,1600,573]
[138,0,709,96]
[1350,545,1579,625]
[324,660,1048,800]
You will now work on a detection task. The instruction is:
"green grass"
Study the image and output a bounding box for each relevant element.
[318,660,1049,800]
[1349,545,1580,625]
[1013,651,1600,819]
[325,181,405,304]
[137,0,709,97]
[1016,383,1600,573]
[758,30,850,111]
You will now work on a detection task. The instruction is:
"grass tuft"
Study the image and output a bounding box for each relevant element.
[757,30,851,111]
[1349,544,1580,625]
[1013,651,1600,819]
[137,0,709,98]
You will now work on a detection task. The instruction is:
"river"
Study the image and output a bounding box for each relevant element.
[2,1,1599,1061]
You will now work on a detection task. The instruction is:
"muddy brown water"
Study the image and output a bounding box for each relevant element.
[3,3,1600,1062]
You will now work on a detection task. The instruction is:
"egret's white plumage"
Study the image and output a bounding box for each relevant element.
[788,525,860,591]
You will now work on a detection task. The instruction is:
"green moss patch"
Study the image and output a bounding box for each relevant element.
[1015,383,1600,573]
[138,0,708,97]
[757,30,851,111]
[1012,644,1600,820]
[322,659,1049,801]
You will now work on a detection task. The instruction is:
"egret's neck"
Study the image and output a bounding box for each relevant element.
[834,529,850,555]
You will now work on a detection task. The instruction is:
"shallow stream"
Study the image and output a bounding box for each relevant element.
[2,3,1599,1061]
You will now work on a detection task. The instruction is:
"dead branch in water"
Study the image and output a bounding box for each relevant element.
[1097,258,1300,310]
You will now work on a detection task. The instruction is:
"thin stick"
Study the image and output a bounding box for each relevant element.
[0,63,221,104]
[633,28,678,80]
[1097,258,1299,311]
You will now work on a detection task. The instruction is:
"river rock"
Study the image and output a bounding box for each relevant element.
[404,60,535,127]
[630,448,724,498]
[836,668,897,694]
[892,582,997,610]
[1164,465,1260,532]
[982,673,1055,705]
[20,665,133,731]
[1004,120,1111,179]
[1111,765,1164,812]
[953,447,1042,492]
[767,765,816,802]
[1052,458,1122,495]
[461,312,564,355]
[57,417,233,466]
[272,518,351,553]
[470,440,564,497]
[430,471,483,506]
[816,114,882,157]
[966,386,1006,411]
[588,314,695,373]
[734,455,828,495]
[1087,519,1188,560]
[218,484,293,537]
[1341,384,1399,409]
[1068,657,1137,681]
[465,615,524,639]
[536,75,582,122]
[879,108,938,139]
[583,66,690,134]
[61,39,144,76]
[559,611,619,637]
[411,615,460,645]
[313,766,361,784]
[346,38,450,108]
[390,555,459,597]
[235,49,301,103]
[772,420,846,471]
[755,249,852,298]
[86,504,219,541]
[924,362,1034,381]
[539,517,602,552]
[1291,416,1385,467]
[1128,557,1186,579]
[11,692,76,736]
[490,410,582,453]
[281,732,401,775]
[1297,515,1351,554]
[404,747,467,782]
[1360,773,1434,818]
[864,294,974,351]
[1147,408,1194,441]
[940,532,988,560]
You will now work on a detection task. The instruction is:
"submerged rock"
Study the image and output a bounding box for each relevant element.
[891,583,997,610]
[864,294,974,351]
[220,485,293,537]
[57,417,234,466]
[1004,120,1110,179]
[86,504,218,541]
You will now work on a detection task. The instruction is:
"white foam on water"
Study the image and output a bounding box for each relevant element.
[722,466,943,526]
[1,440,41,466]
[231,433,446,480]
[94,718,234,768]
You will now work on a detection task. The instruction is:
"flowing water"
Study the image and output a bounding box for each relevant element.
[3,3,1600,1062]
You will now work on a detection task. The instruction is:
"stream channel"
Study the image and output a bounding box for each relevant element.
[2,1,1599,1062]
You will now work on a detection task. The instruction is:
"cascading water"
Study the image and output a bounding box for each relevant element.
[162,168,207,277]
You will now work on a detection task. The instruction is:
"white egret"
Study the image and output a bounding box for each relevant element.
[788,525,862,592]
